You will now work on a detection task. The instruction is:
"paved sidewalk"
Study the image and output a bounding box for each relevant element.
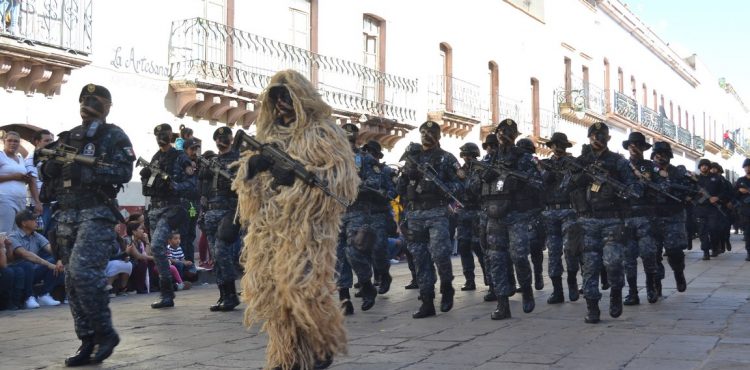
[2,236,750,369]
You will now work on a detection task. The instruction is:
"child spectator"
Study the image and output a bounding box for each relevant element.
[124,221,154,294]
[166,231,192,289]
[105,233,132,297]
[174,125,193,151]
[0,232,26,310]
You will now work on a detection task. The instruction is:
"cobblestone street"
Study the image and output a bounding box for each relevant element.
[3,236,750,370]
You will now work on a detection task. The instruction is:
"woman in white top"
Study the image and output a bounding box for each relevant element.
[0,132,41,232]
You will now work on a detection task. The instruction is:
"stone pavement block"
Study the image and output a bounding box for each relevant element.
[329,362,404,370]
[395,339,463,350]
[622,357,702,370]
[475,363,551,370]
[355,348,432,364]
[638,334,718,361]
[420,344,506,366]
[400,361,476,370]
[550,356,628,370]
[700,360,750,370]
[567,333,654,362]
[491,351,564,365]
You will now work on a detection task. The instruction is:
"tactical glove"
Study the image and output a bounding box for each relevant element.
[245,154,272,181]
[270,165,296,187]
[139,167,152,180]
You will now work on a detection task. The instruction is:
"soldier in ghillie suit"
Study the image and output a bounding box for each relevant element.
[232,70,359,370]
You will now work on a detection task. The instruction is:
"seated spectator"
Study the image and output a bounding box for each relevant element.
[0,232,26,310]
[124,221,154,294]
[8,210,64,308]
[1,131,41,233]
[105,233,132,297]
[166,231,192,290]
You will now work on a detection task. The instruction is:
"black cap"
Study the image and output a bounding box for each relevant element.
[153,123,173,135]
[587,122,609,136]
[15,209,36,228]
[622,132,652,150]
[743,158,750,168]
[341,123,359,134]
[710,162,724,173]
[184,138,201,149]
[545,132,572,148]
[651,141,673,159]
[419,121,441,135]
[459,142,480,157]
[482,134,499,149]
[213,127,232,140]
[494,119,518,134]
[79,83,111,102]
[516,138,536,154]
[362,140,383,159]
[698,158,711,168]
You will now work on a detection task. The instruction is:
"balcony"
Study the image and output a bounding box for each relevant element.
[0,0,92,96]
[660,118,676,140]
[427,75,481,138]
[167,18,418,147]
[555,82,606,126]
[478,94,530,141]
[693,136,705,152]
[613,91,638,125]
[639,105,661,133]
[677,127,692,148]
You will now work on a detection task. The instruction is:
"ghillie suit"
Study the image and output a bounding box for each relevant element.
[232,69,359,370]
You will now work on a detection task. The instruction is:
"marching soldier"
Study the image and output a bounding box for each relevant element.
[571,122,640,323]
[39,84,134,366]
[694,159,730,260]
[621,132,659,305]
[734,158,750,261]
[478,133,500,302]
[397,121,463,318]
[650,141,693,293]
[516,138,545,291]
[200,127,240,312]
[470,119,542,320]
[539,132,579,303]
[455,142,487,291]
[139,123,197,309]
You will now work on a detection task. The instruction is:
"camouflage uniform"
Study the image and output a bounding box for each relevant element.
[141,129,197,307]
[456,160,486,288]
[397,141,462,316]
[695,170,730,258]
[735,173,750,259]
[40,106,134,358]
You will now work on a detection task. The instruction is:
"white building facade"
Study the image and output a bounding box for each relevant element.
[1,0,748,206]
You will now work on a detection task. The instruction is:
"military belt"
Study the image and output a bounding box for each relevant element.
[545,203,572,211]
[57,197,101,210]
[656,205,683,217]
[207,201,237,211]
[150,199,181,209]
[579,210,622,219]
[408,199,447,211]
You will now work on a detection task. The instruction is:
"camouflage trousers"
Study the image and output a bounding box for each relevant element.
[623,216,659,280]
[653,211,688,279]
[405,207,454,298]
[542,208,578,278]
[54,206,117,339]
[695,205,723,253]
[579,217,626,300]
[456,208,486,283]
[335,230,354,289]
[370,212,391,279]
[341,209,388,285]
[483,209,536,297]
[528,212,545,275]
[204,208,237,285]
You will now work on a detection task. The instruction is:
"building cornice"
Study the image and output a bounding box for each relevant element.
[597,0,700,88]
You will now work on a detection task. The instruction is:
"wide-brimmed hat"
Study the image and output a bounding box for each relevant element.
[650,141,673,159]
[622,132,652,150]
[482,134,499,149]
[545,132,572,148]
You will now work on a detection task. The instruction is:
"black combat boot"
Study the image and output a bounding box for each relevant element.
[440,282,454,312]
[521,286,535,313]
[412,293,436,319]
[745,252,750,262]
[404,280,419,290]
[483,284,497,302]
[378,271,392,294]
[461,279,476,291]
[609,289,623,318]
[92,330,120,364]
[209,282,226,312]
[339,288,353,315]
[533,264,544,291]
[674,271,687,292]
[703,250,711,260]
[601,268,610,290]
[584,299,600,324]
[645,274,659,303]
[656,278,663,297]
[567,274,580,302]
[547,277,564,304]
[151,277,175,309]
[623,276,640,306]
[218,281,240,311]
[491,295,511,320]
[360,281,377,311]
[64,335,95,367]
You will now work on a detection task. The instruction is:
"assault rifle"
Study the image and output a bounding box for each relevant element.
[402,153,464,208]
[136,157,169,187]
[361,184,395,201]
[471,158,543,189]
[197,155,233,188]
[627,163,683,203]
[233,130,351,207]
[35,144,114,168]
[564,159,640,199]
[668,182,727,217]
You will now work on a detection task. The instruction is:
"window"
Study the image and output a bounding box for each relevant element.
[564,57,572,103]
[669,101,673,121]
[630,76,636,98]
[197,0,227,66]
[531,78,540,137]
[489,61,499,123]
[363,15,384,101]
[582,66,590,106]
[652,90,657,110]
[642,84,647,106]
[677,106,681,126]
[440,42,453,112]
[617,68,623,93]
[289,0,311,50]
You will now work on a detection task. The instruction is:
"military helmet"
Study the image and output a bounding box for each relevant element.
[650,141,673,159]
[516,138,536,154]
[459,142,480,157]
[743,158,750,168]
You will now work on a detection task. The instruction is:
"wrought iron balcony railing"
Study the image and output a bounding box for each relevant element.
[639,105,661,133]
[168,17,418,123]
[677,127,692,147]
[571,76,606,115]
[660,118,676,139]
[613,91,638,123]
[427,75,481,119]
[7,0,93,55]
[693,136,704,152]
